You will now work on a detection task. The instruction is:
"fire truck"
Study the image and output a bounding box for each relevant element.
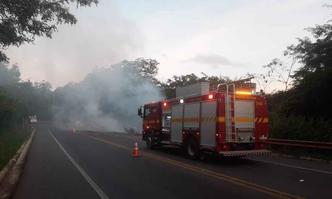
[138,79,270,158]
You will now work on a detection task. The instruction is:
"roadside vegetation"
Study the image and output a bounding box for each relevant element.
[0,127,30,170]
[267,22,332,142]
[0,63,53,169]
[0,0,98,169]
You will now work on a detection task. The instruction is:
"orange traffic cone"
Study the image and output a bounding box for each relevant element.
[132,142,140,157]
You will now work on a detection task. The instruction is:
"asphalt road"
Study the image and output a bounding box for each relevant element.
[13,124,332,199]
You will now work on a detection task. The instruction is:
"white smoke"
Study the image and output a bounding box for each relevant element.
[53,60,162,132]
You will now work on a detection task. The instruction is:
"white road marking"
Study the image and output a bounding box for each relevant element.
[249,158,332,175]
[49,130,110,199]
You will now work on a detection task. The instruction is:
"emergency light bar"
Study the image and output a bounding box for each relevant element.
[235,91,252,95]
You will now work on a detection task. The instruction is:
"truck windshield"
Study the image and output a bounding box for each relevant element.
[144,107,151,117]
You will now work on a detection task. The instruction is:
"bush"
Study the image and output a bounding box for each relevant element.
[0,127,30,170]
[269,112,332,142]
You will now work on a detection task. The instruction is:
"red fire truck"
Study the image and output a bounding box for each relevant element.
[138,79,270,158]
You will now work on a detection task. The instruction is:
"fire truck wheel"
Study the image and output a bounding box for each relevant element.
[185,138,200,160]
[146,135,155,149]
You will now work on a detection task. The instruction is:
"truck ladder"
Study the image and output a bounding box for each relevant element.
[224,84,237,143]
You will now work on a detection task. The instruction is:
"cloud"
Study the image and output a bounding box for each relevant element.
[143,0,330,79]
[182,54,239,68]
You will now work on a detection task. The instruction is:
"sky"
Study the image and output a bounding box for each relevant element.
[6,0,332,89]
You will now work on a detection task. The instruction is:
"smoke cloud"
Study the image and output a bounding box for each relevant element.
[53,61,162,132]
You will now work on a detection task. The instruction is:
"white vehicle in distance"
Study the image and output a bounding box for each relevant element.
[29,115,38,123]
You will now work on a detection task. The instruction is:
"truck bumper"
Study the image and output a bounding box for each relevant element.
[219,149,271,157]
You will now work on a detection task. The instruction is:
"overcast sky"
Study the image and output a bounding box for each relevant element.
[6,0,331,88]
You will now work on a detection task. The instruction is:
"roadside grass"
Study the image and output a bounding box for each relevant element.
[0,127,30,170]
[270,146,332,162]
[268,112,332,162]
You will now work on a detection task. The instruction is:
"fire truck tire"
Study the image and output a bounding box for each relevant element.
[145,135,155,149]
[185,138,200,160]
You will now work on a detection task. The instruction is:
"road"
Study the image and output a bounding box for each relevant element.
[13,124,332,199]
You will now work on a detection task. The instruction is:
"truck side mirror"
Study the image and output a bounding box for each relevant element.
[138,107,143,118]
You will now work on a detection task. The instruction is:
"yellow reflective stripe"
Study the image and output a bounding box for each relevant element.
[252,117,269,123]
[171,117,268,124]
[171,118,182,123]
[171,117,227,123]
[217,117,225,123]
[183,117,200,122]
[256,102,263,106]
[235,117,254,123]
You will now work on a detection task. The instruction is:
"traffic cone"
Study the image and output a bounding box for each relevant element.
[132,142,140,157]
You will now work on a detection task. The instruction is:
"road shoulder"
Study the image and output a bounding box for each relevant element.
[12,126,101,199]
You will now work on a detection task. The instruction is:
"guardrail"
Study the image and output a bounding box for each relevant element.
[267,138,332,150]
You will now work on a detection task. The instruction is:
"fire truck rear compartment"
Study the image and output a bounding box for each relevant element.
[234,100,255,143]
[170,104,183,143]
[200,101,216,146]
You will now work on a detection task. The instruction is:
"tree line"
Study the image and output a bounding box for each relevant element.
[0,64,53,129]
[266,23,332,141]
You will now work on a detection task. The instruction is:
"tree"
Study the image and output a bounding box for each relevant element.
[266,21,332,142]
[0,0,98,62]
[0,89,16,128]
[284,23,332,118]
[0,63,54,127]
[286,23,332,86]
[135,58,159,80]
[249,57,295,93]
[0,63,20,85]
[263,58,295,91]
[121,58,160,85]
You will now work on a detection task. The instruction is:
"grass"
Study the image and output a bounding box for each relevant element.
[269,145,332,162]
[268,113,332,161]
[0,127,30,170]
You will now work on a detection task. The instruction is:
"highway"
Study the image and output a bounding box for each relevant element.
[13,124,332,199]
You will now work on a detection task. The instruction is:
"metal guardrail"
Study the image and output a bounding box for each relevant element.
[267,138,332,150]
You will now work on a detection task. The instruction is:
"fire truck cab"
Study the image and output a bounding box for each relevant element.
[138,79,270,159]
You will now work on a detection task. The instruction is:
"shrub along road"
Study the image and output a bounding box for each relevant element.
[0,128,30,170]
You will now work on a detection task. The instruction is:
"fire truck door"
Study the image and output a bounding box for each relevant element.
[234,100,255,142]
[201,101,216,146]
[183,103,200,129]
[171,104,183,143]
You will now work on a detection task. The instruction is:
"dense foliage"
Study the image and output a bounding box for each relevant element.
[0,63,53,129]
[268,22,332,141]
